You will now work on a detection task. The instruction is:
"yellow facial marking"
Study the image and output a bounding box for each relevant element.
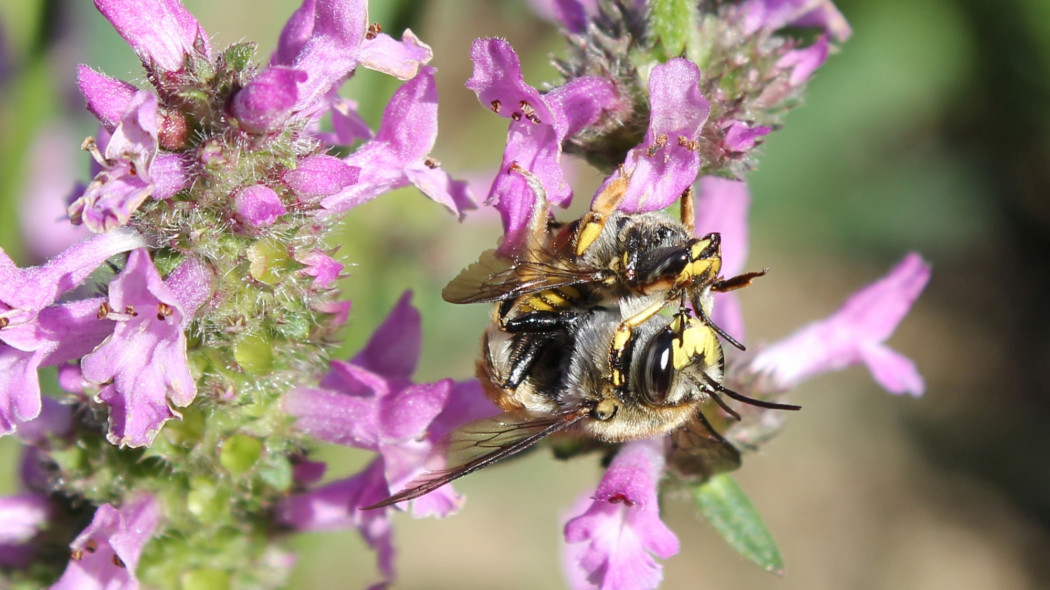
[669,315,718,370]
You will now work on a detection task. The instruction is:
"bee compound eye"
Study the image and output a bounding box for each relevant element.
[641,328,675,405]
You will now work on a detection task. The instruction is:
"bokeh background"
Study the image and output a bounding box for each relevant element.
[1,1,1048,588]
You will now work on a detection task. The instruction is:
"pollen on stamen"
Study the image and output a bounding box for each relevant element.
[125,305,138,317]
[0,317,8,329]
[365,23,382,40]
[98,302,113,319]
[70,549,84,561]
[424,157,440,169]
[647,134,669,156]
[608,493,636,506]
[156,303,174,320]
[112,554,126,568]
[84,540,98,553]
[511,112,522,122]
[677,136,700,151]
[490,99,501,113]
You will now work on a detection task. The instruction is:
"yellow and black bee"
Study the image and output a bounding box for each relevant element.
[366,180,798,509]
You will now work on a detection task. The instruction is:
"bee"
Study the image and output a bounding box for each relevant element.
[364,178,798,510]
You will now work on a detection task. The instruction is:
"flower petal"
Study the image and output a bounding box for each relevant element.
[82,250,202,446]
[563,439,678,590]
[596,59,709,213]
[93,0,210,71]
[51,494,161,590]
[749,253,930,395]
[76,65,137,132]
[352,291,421,380]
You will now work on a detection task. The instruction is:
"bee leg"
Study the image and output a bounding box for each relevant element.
[608,298,668,390]
[712,269,768,292]
[680,186,696,234]
[575,171,629,257]
[503,333,554,390]
[502,310,579,334]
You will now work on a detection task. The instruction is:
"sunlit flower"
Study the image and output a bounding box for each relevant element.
[563,439,679,590]
[595,59,710,214]
[81,251,212,447]
[467,37,619,254]
[750,253,930,396]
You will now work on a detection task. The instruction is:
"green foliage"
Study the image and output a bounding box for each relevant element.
[694,474,784,575]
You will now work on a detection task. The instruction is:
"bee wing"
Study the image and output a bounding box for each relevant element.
[666,409,741,481]
[362,408,589,510]
[442,248,607,304]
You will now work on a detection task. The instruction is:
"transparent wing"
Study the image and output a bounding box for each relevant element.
[362,408,589,510]
[442,248,609,304]
[666,409,741,481]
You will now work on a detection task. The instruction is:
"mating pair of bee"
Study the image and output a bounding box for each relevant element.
[368,177,799,509]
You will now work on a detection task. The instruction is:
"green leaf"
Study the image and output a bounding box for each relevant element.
[693,474,784,575]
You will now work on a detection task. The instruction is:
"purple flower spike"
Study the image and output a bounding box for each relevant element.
[563,439,678,590]
[81,249,209,447]
[695,177,752,342]
[51,494,161,590]
[467,38,618,253]
[231,67,308,135]
[68,90,160,232]
[750,253,931,396]
[76,66,137,132]
[740,0,852,42]
[322,67,473,218]
[283,154,360,203]
[233,184,286,228]
[595,58,710,214]
[94,0,210,72]
[0,493,51,566]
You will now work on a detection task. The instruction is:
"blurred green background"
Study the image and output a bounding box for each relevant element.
[2,0,1049,588]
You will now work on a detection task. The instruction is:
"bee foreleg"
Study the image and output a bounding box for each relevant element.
[608,298,668,390]
[575,173,629,256]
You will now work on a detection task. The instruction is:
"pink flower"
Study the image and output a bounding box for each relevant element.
[0,230,143,436]
[594,58,711,214]
[750,253,931,395]
[278,293,493,587]
[51,494,161,590]
[233,0,433,134]
[467,38,620,254]
[232,184,286,228]
[81,251,212,447]
[320,67,473,217]
[563,439,679,590]
[694,177,753,343]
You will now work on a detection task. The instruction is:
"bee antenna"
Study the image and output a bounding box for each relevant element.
[685,373,741,420]
[702,374,801,412]
[691,298,747,351]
